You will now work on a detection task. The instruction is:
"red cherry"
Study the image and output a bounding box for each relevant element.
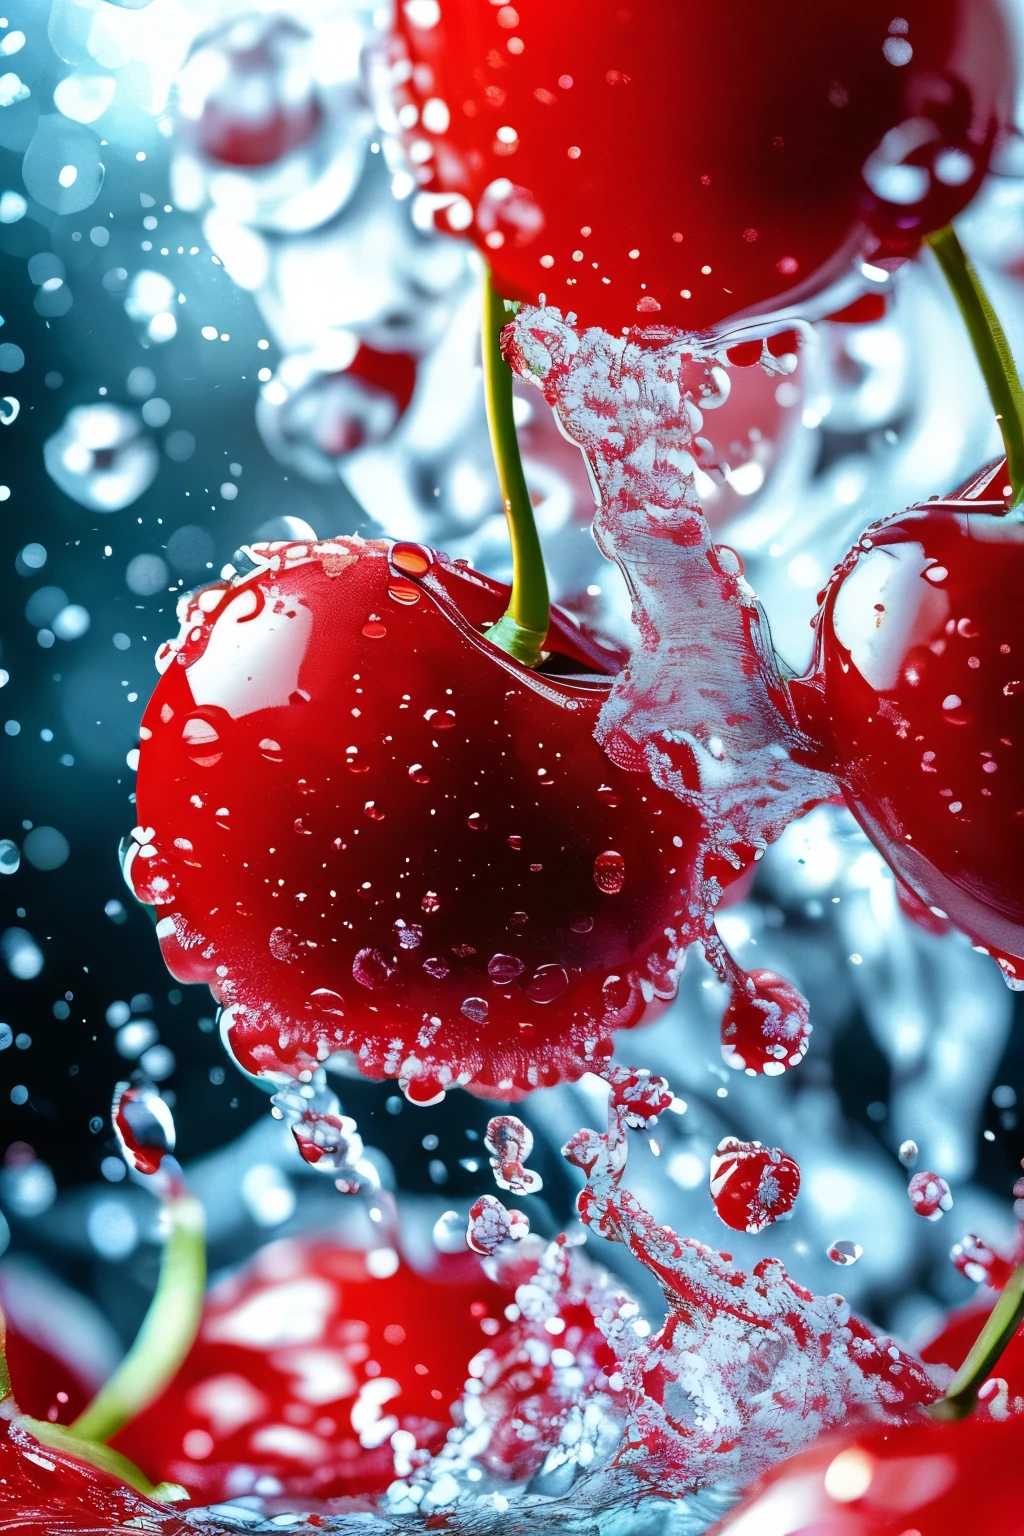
[708,1136,801,1235]
[389,0,1011,333]
[720,967,811,1077]
[708,1414,1024,1536]
[0,1413,171,1535]
[794,459,1024,988]
[113,1236,512,1502]
[127,537,701,1101]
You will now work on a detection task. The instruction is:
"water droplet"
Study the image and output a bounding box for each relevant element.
[721,969,811,1077]
[387,578,421,606]
[524,964,569,1004]
[508,910,529,929]
[364,800,386,821]
[596,784,621,807]
[308,987,345,1016]
[259,737,283,762]
[507,834,522,850]
[467,812,487,831]
[423,955,450,979]
[269,926,302,962]
[461,996,489,1023]
[593,849,625,894]
[898,1139,918,1166]
[44,404,158,512]
[390,541,433,577]
[408,763,430,784]
[709,1136,801,1235]
[826,1239,863,1266]
[488,953,524,985]
[0,839,20,875]
[182,715,223,767]
[393,919,423,949]
[424,707,456,729]
[362,619,387,639]
[352,947,395,989]
[421,890,440,913]
[908,1170,953,1220]
[570,914,594,933]
[112,1080,176,1177]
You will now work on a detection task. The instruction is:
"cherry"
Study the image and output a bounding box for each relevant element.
[113,1235,513,1502]
[707,1415,1024,1536]
[0,1413,173,1535]
[388,0,1012,333]
[127,535,702,1101]
[708,1136,801,1235]
[793,458,1024,988]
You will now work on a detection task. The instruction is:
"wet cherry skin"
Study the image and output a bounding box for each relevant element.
[113,1236,512,1502]
[708,1414,1024,1536]
[127,537,705,1101]
[793,462,1024,988]
[390,0,1012,333]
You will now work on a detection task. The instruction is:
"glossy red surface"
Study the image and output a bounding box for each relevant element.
[0,1414,184,1535]
[709,1136,801,1235]
[708,1414,1024,1536]
[114,1236,509,1503]
[129,537,701,1100]
[796,462,1024,986]
[391,0,1012,334]
[720,968,811,1077]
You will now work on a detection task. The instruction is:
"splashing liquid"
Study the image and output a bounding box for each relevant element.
[111,1080,176,1179]
[505,306,838,1022]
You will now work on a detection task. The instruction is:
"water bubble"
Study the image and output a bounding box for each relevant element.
[898,1139,919,1166]
[593,849,625,894]
[424,707,456,729]
[87,1200,138,1259]
[570,914,594,933]
[0,1026,10,1050]
[421,890,440,913]
[524,964,569,1004]
[140,1044,176,1081]
[393,919,423,949]
[826,1239,863,1266]
[44,405,158,512]
[422,956,450,980]
[112,1080,176,1176]
[408,763,430,784]
[466,812,487,831]
[22,116,104,214]
[116,1019,158,1059]
[488,952,524,985]
[461,996,488,1023]
[353,947,395,989]
[22,826,69,871]
[0,840,20,875]
[362,620,387,639]
[1,927,43,980]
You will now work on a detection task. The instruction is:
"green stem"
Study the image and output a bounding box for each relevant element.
[926,224,1024,509]
[481,268,550,666]
[69,1192,206,1444]
[930,1257,1024,1421]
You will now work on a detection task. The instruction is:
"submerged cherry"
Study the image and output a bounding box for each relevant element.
[127,536,701,1100]
[113,1236,512,1502]
[795,460,1024,988]
[709,1137,801,1235]
[388,0,1011,333]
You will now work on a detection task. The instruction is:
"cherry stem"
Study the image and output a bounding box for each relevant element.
[69,1191,206,1444]
[930,1256,1024,1421]
[481,267,550,666]
[0,1302,187,1503]
[926,223,1024,509]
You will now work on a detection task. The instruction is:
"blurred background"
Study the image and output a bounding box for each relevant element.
[2,0,1024,1390]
